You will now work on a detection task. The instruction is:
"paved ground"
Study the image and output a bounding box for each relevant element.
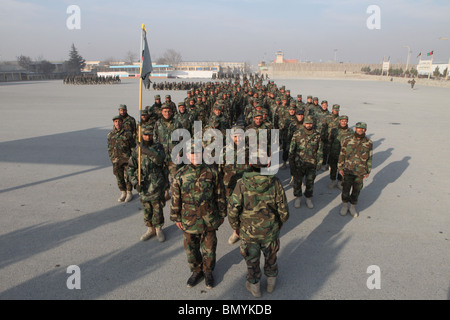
[0,78,449,300]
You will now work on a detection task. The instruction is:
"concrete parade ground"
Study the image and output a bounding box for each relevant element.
[0,77,449,301]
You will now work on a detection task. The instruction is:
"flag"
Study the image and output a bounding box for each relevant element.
[140,25,153,81]
[427,51,433,56]
[417,52,421,58]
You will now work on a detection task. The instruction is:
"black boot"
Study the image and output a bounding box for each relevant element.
[187,271,204,288]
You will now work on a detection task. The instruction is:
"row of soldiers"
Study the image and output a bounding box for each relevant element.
[107,78,372,296]
[63,75,121,85]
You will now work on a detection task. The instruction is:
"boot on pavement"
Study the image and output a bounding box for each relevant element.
[118,191,126,202]
[156,227,165,242]
[349,204,359,218]
[294,197,301,208]
[305,197,314,209]
[340,202,349,216]
[124,191,133,202]
[140,227,156,241]
[246,281,261,298]
[267,277,277,293]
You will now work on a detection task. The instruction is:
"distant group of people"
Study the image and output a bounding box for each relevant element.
[63,75,121,85]
[107,76,373,297]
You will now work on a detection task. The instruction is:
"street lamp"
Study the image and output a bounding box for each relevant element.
[402,45,411,77]
[439,37,449,80]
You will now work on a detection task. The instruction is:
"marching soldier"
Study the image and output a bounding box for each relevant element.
[127,127,169,242]
[289,116,323,209]
[107,115,134,203]
[170,140,227,289]
[338,122,373,218]
[327,115,354,190]
[228,159,289,297]
[118,104,137,148]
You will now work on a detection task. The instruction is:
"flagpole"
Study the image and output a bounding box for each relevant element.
[138,24,146,186]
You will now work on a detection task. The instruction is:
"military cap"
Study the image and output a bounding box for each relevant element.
[304,116,315,124]
[281,95,288,100]
[141,109,148,115]
[161,103,171,110]
[253,110,264,118]
[313,97,319,101]
[178,101,185,106]
[187,139,203,154]
[355,122,367,129]
[275,97,281,101]
[321,100,328,104]
[289,104,297,110]
[142,126,154,135]
[118,104,127,110]
[286,89,290,93]
[165,95,171,99]
[112,115,123,121]
[307,95,313,99]
[154,95,161,99]
[297,94,302,98]
[333,104,340,110]
[339,115,348,120]
[290,101,297,107]
[296,109,305,115]
[231,124,244,131]
[213,104,222,110]
[261,108,269,115]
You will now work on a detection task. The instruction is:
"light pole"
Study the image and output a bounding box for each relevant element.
[402,45,411,77]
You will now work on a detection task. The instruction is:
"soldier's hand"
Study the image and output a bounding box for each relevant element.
[135,184,142,192]
[364,174,369,179]
[339,170,345,177]
[176,222,183,231]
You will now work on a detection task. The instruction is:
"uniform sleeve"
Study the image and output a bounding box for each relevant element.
[227,180,243,230]
[316,137,323,169]
[367,141,373,174]
[275,178,289,224]
[215,169,227,218]
[170,173,182,223]
[338,139,348,172]
[127,149,138,187]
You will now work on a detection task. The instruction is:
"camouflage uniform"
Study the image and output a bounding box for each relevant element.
[153,106,183,184]
[170,162,227,274]
[107,116,134,193]
[328,116,354,183]
[338,123,373,205]
[228,169,289,286]
[314,101,331,166]
[118,104,137,148]
[288,117,323,199]
[127,135,168,229]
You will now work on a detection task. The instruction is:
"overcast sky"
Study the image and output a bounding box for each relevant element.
[1,0,449,66]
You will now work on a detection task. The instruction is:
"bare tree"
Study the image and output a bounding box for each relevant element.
[156,49,182,66]
[17,55,33,71]
[125,51,137,64]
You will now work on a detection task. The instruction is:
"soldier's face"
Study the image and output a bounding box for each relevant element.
[155,99,161,103]
[321,104,328,110]
[213,109,221,116]
[332,109,339,115]
[304,123,313,130]
[289,109,295,115]
[114,119,123,130]
[188,152,202,165]
[296,115,304,122]
[254,116,263,126]
[355,128,366,135]
[119,109,127,116]
[339,119,348,127]
[162,109,172,119]
[141,115,149,121]
[179,106,186,113]
[142,134,153,142]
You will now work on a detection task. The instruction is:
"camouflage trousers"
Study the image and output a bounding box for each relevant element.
[141,198,165,228]
[322,139,329,164]
[341,172,364,205]
[240,239,280,284]
[113,162,132,192]
[183,230,217,273]
[292,164,317,198]
[328,155,343,181]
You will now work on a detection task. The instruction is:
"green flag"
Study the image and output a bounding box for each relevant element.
[141,25,153,81]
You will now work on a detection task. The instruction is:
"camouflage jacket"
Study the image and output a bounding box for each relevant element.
[338,134,373,175]
[328,126,354,157]
[174,112,193,134]
[314,109,330,140]
[127,142,169,201]
[228,172,289,243]
[288,128,323,169]
[107,127,134,165]
[121,114,137,147]
[153,117,183,162]
[170,164,227,234]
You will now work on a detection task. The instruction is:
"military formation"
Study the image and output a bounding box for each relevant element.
[107,76,373,297]
[64,75,121,85]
